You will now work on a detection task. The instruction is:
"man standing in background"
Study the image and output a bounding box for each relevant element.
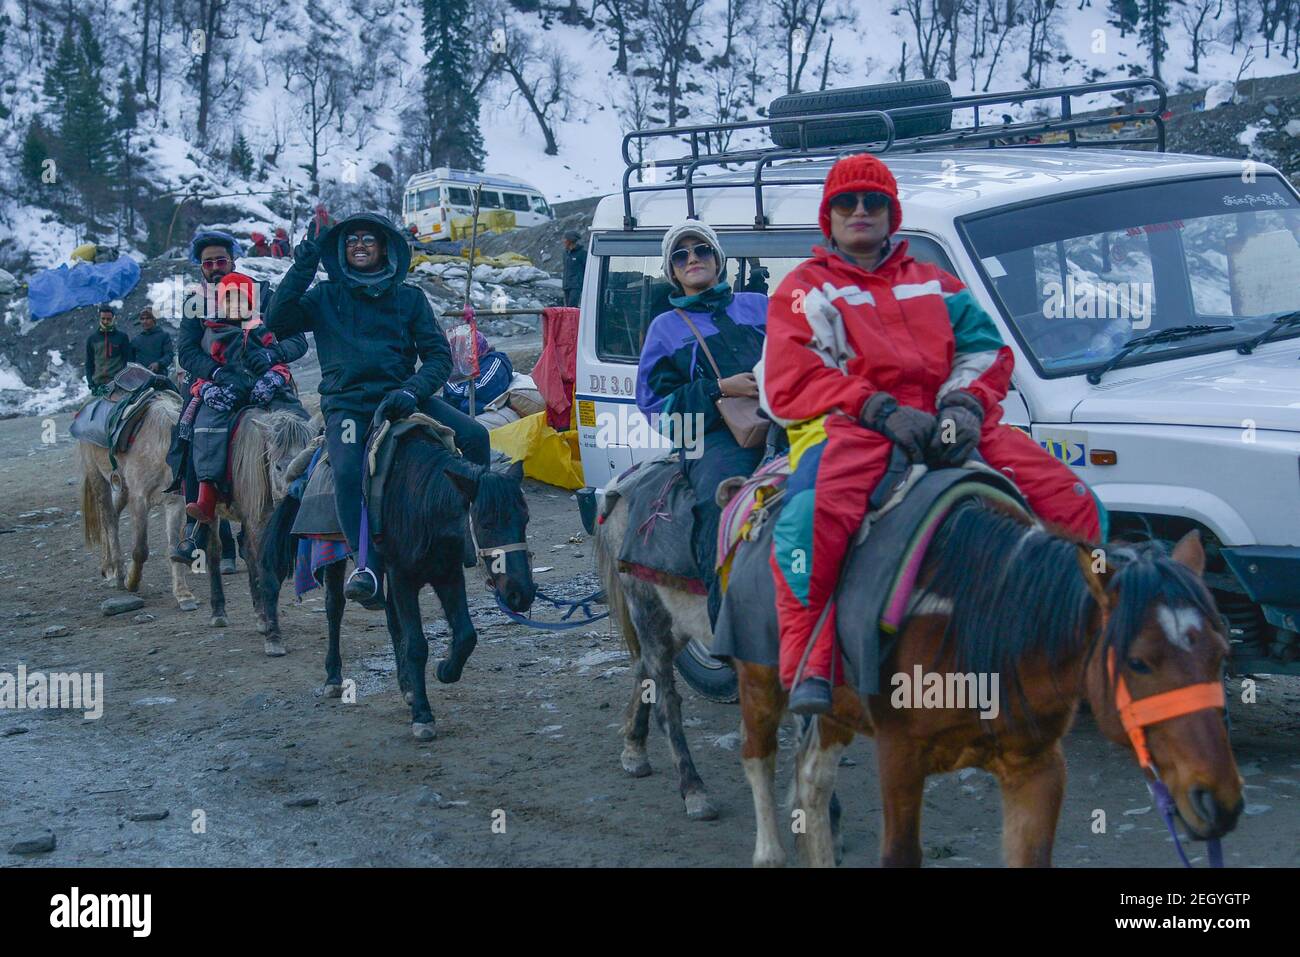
[84,304,132,396]
[130,307,173,375]
[561,230,586,308]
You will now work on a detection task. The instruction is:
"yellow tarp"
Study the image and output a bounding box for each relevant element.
[488,412,584,490]
[70,243,97,263]
[408,251,535,272]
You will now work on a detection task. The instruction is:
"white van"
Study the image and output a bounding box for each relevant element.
[401,167,555,241]
[575,78,1300,694]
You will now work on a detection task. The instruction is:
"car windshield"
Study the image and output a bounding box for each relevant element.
[962,174,1300,376]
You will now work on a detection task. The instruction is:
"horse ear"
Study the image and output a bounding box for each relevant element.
[445,466,479,501]
[1170,529,1206,577]
[1076,544,1116,610]
[505,460,524,483]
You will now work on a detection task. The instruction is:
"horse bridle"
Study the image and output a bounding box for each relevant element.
[1105,649,1227,867]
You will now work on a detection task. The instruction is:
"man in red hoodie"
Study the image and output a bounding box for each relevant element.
[761,153,1104,715]
[248,232,274,257]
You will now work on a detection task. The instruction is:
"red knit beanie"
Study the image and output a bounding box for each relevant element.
[216,272,257,319]
[819,153,902,238]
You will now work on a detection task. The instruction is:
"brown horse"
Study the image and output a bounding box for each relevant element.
[738,502,1242,867]
[192,407,315,656]
[79,391,197,611]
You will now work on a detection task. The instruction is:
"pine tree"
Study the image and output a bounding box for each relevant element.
[20,120,51,187]
[1108,0,1140,37]
[421,0,486,170]
[0,13,11,120]
[1138,0,1171,81]
[43,24,80,112]
[56,15,115,207]
[230,132,255,179]
[116,64,140,231]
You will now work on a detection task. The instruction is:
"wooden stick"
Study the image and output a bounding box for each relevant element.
[463,184,483,415]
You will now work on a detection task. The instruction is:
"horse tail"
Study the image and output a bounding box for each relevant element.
[80,451,102,548]
[595,498,640,661]
[259,492,301,588]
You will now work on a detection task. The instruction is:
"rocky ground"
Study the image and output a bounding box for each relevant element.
[1,381,1299,867]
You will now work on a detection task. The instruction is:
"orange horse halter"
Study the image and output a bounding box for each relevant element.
[1106,648,1225,772]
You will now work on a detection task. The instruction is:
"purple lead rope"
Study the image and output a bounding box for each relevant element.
[357,504,369,571]
[1150,778,1223,867]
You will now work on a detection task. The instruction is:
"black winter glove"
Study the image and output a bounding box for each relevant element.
[213,365,251,394]
[859,392,937,464]
[245,346,281,376]
[377,389,418,422]
[928,390,985,468]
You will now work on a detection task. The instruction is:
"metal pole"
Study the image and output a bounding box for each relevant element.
[463,183,483,415]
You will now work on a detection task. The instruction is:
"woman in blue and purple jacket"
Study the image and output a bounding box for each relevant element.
[635,220,768,626]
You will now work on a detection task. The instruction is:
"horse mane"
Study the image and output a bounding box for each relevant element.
[382,434,527,570]
[1091,540,1223,704]
[921,502,1096,716]
[231,409,314,520]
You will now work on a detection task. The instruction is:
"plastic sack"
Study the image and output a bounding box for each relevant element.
[488,411,585,490]
[446,318,480,379]
[27,257,142,320]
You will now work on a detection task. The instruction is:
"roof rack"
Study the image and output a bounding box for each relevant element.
[620,79,1168,229]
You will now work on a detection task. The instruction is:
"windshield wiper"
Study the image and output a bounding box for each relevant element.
[1085,324,1235,384]
[1236,310,1300,355]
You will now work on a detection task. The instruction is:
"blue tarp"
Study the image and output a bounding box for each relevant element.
[27,258,142,320]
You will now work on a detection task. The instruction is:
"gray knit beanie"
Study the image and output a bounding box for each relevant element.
[661,219,727,290]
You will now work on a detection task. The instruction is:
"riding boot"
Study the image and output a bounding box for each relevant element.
[186,481,218,523]
[221,521,239,575]
[170,518,209,564]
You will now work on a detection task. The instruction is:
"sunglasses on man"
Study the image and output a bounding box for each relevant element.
[829,192,890,215]
[200,256,231,271]
[345,233,380,248]
[669,243,717,268]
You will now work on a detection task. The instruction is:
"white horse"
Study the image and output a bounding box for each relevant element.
[78,391,197,611]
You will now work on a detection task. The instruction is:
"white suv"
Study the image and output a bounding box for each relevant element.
[574,79,1300,686]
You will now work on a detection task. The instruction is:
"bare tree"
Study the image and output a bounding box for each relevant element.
[775,0,832,92]
[493,17,575,155]
[595,0,635,73]
[279,34,342,193]
[645,0,707,127]
[617,72,655,175]
[982,0,1020,90]
[176,0,238,144]
[1022,0,1059,87]
[897,0,954,79]
[1182,0,1225,71]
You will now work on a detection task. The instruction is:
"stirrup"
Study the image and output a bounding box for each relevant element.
[344,567,384,608]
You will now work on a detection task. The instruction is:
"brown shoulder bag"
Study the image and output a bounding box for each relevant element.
[674,309,768,449]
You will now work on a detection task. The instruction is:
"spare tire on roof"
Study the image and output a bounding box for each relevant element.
[768,80,953,149]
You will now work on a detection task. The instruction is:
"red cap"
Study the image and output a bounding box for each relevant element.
[819,153,902,238]
[216,272,256,317]
[251,231,266,244]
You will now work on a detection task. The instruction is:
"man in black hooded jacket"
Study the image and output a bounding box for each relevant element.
[267,212,490,606]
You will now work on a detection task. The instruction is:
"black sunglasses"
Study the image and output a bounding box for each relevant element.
[829,192,890,214]
[345,233,379,248]
[670,243,716,267]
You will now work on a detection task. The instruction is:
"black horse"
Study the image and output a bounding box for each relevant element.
[261,433,536,738]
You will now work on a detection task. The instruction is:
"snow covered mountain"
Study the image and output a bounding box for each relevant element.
[1,0,1297,272]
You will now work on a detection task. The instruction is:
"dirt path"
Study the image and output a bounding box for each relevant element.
[1,408,1298,868]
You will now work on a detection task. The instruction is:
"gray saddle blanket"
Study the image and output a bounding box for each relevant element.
[608,456,703,590]
[70,364,167,453]
[290,414,457,539]
[711,468,1026,697]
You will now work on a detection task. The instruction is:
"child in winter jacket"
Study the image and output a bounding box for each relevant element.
[185,271,306,522]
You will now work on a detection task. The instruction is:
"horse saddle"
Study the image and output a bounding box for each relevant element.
[602,454,706,594]
[290,414,458,541]
[711,466,1028,697]
[70,363,169,466]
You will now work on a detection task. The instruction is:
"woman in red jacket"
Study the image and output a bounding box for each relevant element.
[761,153,1104,714]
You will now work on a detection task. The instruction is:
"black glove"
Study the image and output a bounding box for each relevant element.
[294,225,322,267]
[213,365,251,394]
[859,392,937,463]
[377,389,418,422]
[245,347,279,376]
[928,390,985,468]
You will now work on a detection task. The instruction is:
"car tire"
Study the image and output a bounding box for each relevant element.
[675,639,738,703]
[768,80,953,149]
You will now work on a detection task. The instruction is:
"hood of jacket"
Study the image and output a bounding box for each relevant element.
[319,212,410,297]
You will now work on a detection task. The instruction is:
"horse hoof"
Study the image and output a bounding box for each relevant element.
[264,639,286,657]
[684,793,718,821]
[621,751,652,778]
[411,722,436,741]
[434,659,465,684]
[323,683,343,699]
[177,598,198,612]
[210,615,228,628]
[256,620,269,635]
